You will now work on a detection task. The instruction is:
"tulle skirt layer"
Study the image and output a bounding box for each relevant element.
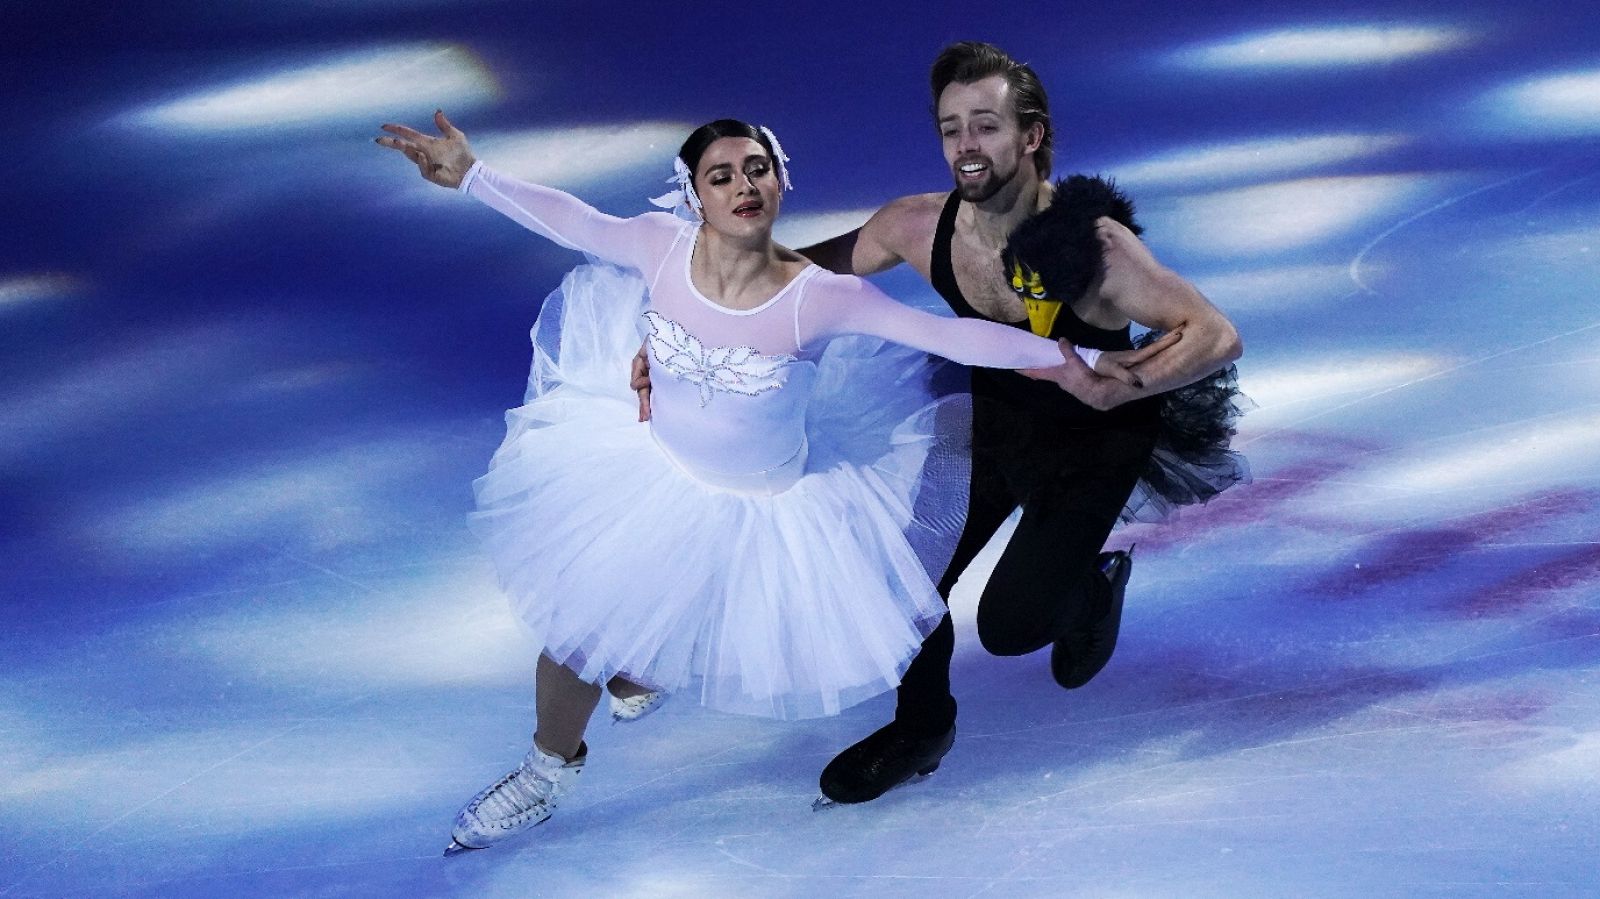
[470,263,968,719]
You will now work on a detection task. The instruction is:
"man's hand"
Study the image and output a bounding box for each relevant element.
[1021,341,1101,405]
[375,110,477,189]
[631,341,653,422]
[1021,331,1181,411]
[1089,329,1182,388]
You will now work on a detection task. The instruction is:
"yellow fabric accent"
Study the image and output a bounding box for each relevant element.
[1024,298,1062,337]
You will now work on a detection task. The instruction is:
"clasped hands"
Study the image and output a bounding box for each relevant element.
[630,330,1179,421]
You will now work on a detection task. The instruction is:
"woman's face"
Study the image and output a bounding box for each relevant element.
[693,136,781,237]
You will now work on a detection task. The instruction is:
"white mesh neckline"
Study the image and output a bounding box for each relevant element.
[681,225,818,317]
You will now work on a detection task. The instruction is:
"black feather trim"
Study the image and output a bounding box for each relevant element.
[1004,175,1142,304]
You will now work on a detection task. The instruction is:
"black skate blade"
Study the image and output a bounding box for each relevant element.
[443,838,482,857]
[810,770,936,811]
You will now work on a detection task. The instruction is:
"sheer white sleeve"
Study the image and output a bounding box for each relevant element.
[458,161,681,273]
[796,272,1100,370]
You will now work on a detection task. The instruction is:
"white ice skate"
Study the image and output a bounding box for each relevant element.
[608,688,666,723]
[443,741,586,856]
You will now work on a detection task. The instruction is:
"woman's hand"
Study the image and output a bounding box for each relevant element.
[375,110,477,189]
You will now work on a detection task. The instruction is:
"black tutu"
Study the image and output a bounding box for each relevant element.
[1119,330,1253,525]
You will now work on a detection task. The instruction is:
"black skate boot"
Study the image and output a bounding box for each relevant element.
[1051,547,1133,689]
[815,720,955,808]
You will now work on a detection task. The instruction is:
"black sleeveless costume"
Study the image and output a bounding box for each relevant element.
[895,191,1163,735]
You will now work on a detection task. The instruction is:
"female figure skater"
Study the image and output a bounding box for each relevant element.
[376,112,1171,854]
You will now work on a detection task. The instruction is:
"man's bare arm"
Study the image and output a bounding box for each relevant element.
[797,194,942,276]
[1071,218,1243,411]
[797,229,864,274]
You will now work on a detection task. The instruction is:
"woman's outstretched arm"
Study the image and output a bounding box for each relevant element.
[377,110,677,271]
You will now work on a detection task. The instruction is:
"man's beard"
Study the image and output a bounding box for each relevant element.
[952,156,1019,202]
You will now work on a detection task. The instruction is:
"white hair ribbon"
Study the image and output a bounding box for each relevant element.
[758,125,793,191]
[649,156,703,212]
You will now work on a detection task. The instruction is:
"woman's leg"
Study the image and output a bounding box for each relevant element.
[534,654,602,760]
[605,674,654,700]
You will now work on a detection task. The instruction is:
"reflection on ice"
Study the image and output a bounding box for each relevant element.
[1482,68,1600,136]
[1366,413,1600,495]
[176,568,529,689]
[3,715,450,829]
[1143,174,1448,258]
[1194,263,1369,313]
[97,436,457,557]
[773,208,876,250]
[1499,731,1600,791]
[0,323,258,464]
[0,273,83,310]
[126,43,499,132]
[1168,24,1474,69]
[468,122,691,190]
[1291,412,1600,526]
[1113,133,1410,190]
[1240,353,1449,411]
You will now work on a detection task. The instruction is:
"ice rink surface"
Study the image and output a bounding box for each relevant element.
[4,2,1598,895]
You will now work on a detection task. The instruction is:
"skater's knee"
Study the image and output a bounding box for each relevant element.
[976,611,1048,657]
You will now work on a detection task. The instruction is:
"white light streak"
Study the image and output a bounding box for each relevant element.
[1194,263,1369,313]
[1112,133,1411,189]
[129,43,499,131]
[467,121,691,192]
[1240,353,1451,411]
[773,208,876,250]
[179,569,530,689]
[0,274,83,309]
[1371,414,1600,494]
[1484,69,1600,136]
[1145,175,1444,258]
[0,324,253,464]
[1500,731,1600,790]
[1171,25,1474,69]
[1475,223,1600,270]
[99,437,454,555]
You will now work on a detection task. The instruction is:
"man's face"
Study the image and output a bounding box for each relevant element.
[937,74,1037,202]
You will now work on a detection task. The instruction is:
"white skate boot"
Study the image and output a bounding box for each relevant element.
[444,741,586,856]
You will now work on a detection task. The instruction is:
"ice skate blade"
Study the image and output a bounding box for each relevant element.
[811,770,935,811]
[443,838,482,857]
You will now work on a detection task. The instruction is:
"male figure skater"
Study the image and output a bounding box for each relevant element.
[636,42,1243,804]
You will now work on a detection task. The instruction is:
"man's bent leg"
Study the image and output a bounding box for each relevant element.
[974,425,1157,664]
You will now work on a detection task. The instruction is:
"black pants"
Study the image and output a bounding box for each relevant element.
[895,414,1159,736]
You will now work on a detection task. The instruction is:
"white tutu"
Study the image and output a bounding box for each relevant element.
[470,262,971,719]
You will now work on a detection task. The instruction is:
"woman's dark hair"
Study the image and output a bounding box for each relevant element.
[678,119,776,180]
[929,41,1053,179]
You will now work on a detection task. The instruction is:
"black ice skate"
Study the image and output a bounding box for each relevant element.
[814,721,955,808]
[1051,547,1133,689]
